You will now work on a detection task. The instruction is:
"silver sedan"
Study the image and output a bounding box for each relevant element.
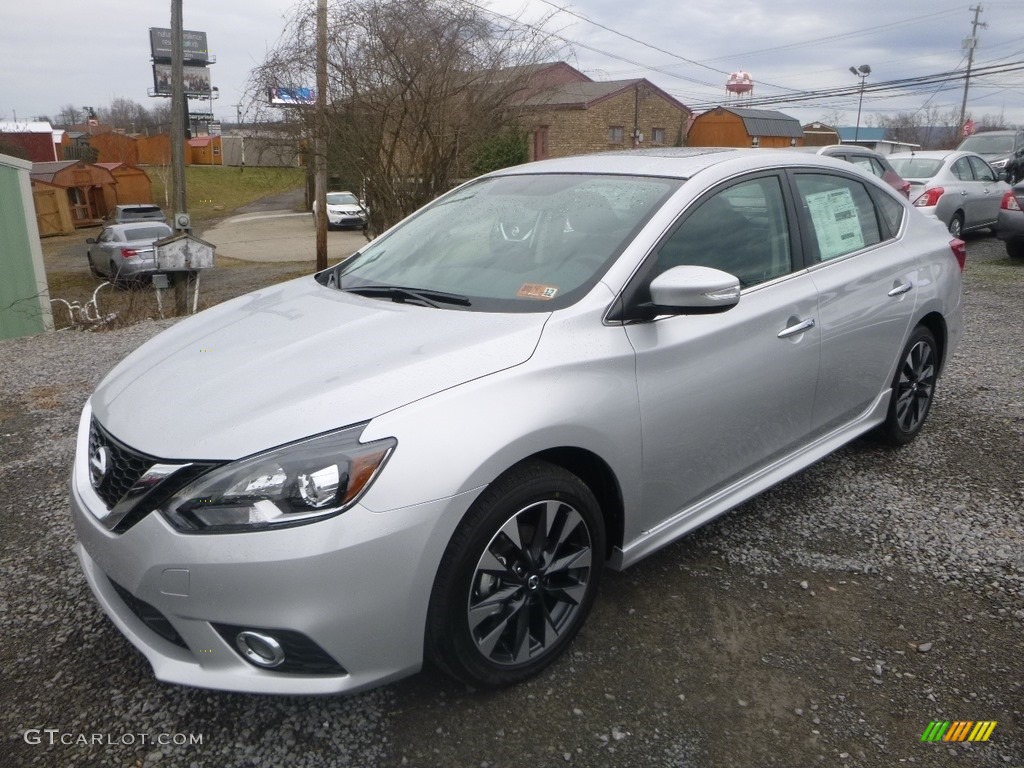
[71,149,964,696]
[889,149,1010,236]
[86,222,173,281]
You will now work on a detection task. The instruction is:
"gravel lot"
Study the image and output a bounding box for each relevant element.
[2,234,1021,768]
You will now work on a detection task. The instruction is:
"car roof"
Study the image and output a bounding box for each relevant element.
[888,150,964,159]
[489,147,858,180]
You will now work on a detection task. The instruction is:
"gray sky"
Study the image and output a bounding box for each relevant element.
[2,0,1021,129]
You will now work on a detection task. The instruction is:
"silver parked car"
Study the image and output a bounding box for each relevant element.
[86,222,174,281]
[996,182,1024,258]
[888,150,1010,237]
[71,149,964,696]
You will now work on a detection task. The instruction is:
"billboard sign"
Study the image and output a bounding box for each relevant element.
[150,28,209,63]
[153,64,212,97]
[269,87,316,106]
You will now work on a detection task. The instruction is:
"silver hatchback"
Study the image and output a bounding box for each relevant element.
[71,149,964,695]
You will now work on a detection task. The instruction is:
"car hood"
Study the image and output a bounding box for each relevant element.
[90,277,548,459]
[328,205,363,213]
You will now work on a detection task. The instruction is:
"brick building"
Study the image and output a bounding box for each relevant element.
[514,63,691,161]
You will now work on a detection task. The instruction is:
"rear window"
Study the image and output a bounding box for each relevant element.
[958,134,1015,154]
[124,225,172,241]
[889,158,942,179]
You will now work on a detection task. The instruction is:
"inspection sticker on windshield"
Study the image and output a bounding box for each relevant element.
[517,283,559,300]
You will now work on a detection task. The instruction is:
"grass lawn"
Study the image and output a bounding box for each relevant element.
[148,165,305,221]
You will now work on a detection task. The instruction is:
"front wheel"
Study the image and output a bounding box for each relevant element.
[426,460,605,688]
[877,326,938,446]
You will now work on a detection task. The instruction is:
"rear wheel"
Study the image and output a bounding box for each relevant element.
[877,326,938,446]
[947,213,964,238]
[427,460,605,688]
[1007,240,1024,259]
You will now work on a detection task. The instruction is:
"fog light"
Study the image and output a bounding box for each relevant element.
[235,631,285,668]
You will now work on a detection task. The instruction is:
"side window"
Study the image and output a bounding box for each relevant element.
[849,155,883,178]
[652,176,792,288]
[968,155,995,182]
[795,174,882,262]
[951,157,972,180]
[874,192,905,237]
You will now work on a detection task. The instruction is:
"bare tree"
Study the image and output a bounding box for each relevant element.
[101,97,156,133]
[55,104,82,128]
[248,0,562,233]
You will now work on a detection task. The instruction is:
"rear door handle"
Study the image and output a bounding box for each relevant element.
[888,281,913,297]
[777,318,815,338]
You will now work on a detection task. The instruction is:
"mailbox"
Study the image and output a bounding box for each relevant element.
[155,233,216,271]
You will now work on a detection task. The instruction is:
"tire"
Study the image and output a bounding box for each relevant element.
[947,213,964,238]
[426,460,605,688]
[87,254,100,278]
[877,326,938,446]
[1007,240,1024,259]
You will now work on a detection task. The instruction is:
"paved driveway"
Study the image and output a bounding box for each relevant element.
[202,209,366,263]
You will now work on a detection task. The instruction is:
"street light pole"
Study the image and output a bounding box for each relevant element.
[849,64,871,142]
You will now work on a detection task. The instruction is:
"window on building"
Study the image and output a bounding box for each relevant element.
[652,128,666,145]
[608,126,625,144]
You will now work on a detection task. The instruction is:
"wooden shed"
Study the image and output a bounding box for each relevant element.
[95,162,154,209]
[90,131,140,165]
[188,135,222,165]
[30,160,117,227]
[31,180,75,236]
[802,122,841,147]
[136,134,180,165]
[687,106,804,149]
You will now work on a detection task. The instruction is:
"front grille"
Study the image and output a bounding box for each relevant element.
[89,419,157,509]
[213,623,348,675]
[109,580,189,650]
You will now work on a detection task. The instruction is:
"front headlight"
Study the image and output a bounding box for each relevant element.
[159,424,395,533]
[992,158,1008,168]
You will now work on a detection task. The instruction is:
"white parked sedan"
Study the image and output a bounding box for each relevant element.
[889,149,1010,237]
[71,149,964,696]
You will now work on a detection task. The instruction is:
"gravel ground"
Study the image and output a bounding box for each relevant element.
[2,234,1022,768]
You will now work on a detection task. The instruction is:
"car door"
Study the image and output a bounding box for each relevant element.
[96,228,117,276]
[967,155,1001,226]
[622,174,820,534]
[950,155,987,228]
[790,171,919,434]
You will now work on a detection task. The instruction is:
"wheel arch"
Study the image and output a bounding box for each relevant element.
[527,447,625,561]
[916,311,948,373]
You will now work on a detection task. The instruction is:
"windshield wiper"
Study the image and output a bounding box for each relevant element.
[342,284,472,307]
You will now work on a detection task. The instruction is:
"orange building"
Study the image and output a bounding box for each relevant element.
[687,107,804,149]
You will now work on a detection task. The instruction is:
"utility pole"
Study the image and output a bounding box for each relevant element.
[234,102,245,172]
[170,0,193,315]
[314,0,328,271]
[958,5,986,135]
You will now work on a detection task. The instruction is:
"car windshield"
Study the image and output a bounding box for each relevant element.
[321,173,680,312]
[888,157,943,179]
[125,225,172,241]
[959,134,1014,154]
[326,193,360,206]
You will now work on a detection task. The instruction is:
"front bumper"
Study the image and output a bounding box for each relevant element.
[71,408,479,695]
[326,209,367,228]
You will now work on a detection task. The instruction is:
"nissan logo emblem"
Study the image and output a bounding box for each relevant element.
[89,444,110,489]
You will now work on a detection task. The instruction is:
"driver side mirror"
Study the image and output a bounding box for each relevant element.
[628,265,741,320]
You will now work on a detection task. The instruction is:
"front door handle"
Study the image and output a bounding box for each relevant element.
[777,318,815,338]
[888,281,913,297]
